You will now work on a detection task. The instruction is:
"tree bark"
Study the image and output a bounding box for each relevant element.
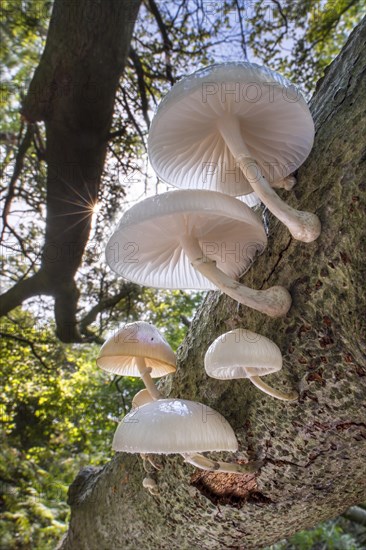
[59,18,366,550]
[0,0,141,341]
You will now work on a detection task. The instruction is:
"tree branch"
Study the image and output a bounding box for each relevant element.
[1,125,33,242]
[145,0,174,84]
[0,331,50,370]
[118,87,147,147]
[129,47,151,128]
[79,283,140,334]
[234,0,248,59]
[0,272,49,317]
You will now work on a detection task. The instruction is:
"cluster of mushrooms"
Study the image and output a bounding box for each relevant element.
[98,62,321,494]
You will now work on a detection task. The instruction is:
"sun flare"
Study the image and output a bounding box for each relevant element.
[92,202,100,215]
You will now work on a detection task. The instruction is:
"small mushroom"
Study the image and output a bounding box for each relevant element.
[148,62,320,242]
[106,189,291,318]
[97,321,176,400]
[132,389,154,409]
[205,329,298,401]
[274,175,297,191]
[142,476,159,496]
[113,398,261,474]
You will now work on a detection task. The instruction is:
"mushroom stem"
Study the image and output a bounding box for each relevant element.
[273,175,297,191]
[217,115,321,242]
[135,357,161,400]
[141,453,163,472]
[180,234,291,317]
[249,375,298,401]
[181,453,262,474]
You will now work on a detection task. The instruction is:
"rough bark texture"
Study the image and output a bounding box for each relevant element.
[0,0,141,341]
[60,18,366,550]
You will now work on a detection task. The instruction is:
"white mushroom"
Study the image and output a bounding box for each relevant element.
[132,388,154,409]
[205,329,298,402]
[148,62,320,242]
[106,189,291,318]
[142,476,159,496]
[113,398,261,474]
[97,321,176,400]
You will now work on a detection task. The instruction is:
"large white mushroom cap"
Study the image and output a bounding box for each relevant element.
[148,62,314,196]
[106,189,267,290]
[205,328,282,379]
[97,321,176,378]
[112,398,238,454]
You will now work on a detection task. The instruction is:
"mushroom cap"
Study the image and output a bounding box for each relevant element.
[148,62,314,196]
[106,189,267,290]
[112,398,238,454]
[142,477,158,492]
[97,321,176,378]
[132,389,154,409]
[205,328,282,379]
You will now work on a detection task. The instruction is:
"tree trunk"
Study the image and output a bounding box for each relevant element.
[59,18,366,550]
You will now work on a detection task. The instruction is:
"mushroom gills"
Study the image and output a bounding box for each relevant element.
[204,328,299,402]
[112,398,259,475]
[217,115,321,242]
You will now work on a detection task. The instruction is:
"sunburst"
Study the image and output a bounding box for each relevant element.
[50,174,101,234]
